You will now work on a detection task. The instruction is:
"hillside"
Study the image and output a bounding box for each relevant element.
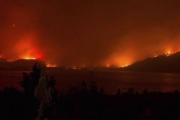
[0,59,42,71]
[123,52,180,73]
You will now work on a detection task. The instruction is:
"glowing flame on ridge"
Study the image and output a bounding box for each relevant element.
[165,50,172,56]
[24,56,36,60]
[46,64,57,67]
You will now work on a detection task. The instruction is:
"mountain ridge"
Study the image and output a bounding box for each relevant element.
[123,51,180,73]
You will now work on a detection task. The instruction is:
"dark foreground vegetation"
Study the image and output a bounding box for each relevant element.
[1,63,180,120]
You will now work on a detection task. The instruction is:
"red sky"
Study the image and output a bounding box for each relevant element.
[1,0,180,67]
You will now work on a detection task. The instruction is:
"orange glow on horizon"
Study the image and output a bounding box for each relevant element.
[106,64,110,68]
[72,67,77,69]
[19,50,44,60]
[5,35,180,68]
[165,50,172,56]
[20,54,44,60]
[46,64,57,67]
[7,59,13,62]
[13,34,44,61]
[121,64,129,68]
[164,49,179,56]
[110,56,132,68]
[24,57,36,60]
[12,23,15,28]
[153,54,158,57]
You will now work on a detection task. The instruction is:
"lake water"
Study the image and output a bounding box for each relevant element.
[1,69,180,94]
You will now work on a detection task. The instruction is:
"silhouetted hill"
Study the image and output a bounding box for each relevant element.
[123,51,180,73]
[0,58,8,63]
[0,59,42,71]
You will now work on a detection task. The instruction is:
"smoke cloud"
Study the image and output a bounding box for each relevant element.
[1,0,180,67]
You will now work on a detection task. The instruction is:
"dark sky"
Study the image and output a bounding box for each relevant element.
[1,0,180,67]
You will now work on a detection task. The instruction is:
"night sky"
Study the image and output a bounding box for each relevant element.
[1,0,180,67]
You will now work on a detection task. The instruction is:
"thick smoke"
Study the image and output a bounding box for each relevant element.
[1,0,180,67]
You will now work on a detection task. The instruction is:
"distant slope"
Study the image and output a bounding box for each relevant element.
[123,52,180,73]
[0,59,42,71]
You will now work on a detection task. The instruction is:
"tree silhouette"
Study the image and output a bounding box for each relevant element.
[19,63,41,97]
[34,64,57,120]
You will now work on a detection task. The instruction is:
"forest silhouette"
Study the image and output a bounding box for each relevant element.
[0,63,180,120]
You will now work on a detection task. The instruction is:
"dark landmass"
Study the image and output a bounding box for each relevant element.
[1,63,180,120]
[123,52,180,73]
[0,59,42,71]
[0,59,118,71]
[1,86,180,120]
[1,51,180,73]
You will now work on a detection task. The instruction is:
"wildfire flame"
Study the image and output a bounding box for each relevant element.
[165,50,172,56]
[46,64,57,67]
[12,34,44,61]
[72,66,77,69]
[24,56,36,60]
[106,64,110,68]
[121,64,129,68]
[12,23,15,28]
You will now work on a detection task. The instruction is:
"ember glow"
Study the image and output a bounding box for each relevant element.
[164,49,180,57]
[20,52,43,60]
[46,64,57,68]
[24,57,36,60]
[106,64,110,68]
[12,23,15,28]
[72,67,77,70]
[122,64,129,68]
[12,34,44,61]
[165,50,172,56]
